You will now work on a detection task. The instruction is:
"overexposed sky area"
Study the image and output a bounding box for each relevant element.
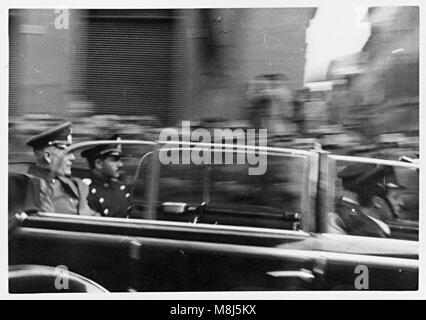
[304,4,371,83]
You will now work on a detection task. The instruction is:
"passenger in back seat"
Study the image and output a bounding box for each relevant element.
[328,163,405,238]
[26,122,97,216]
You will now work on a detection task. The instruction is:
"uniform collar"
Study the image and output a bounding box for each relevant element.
[89,170,113,184]
[27,165,54,182]
[28,164,75,186]
[367,215,391,236]
[55,175,79,198]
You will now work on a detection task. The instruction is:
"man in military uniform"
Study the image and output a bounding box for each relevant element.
[81,135,132,218]
[327,163,405,238]
[26,122,96,216]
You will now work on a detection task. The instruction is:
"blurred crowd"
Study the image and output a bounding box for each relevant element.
[8,74,419,162]
[9,113,418,164]
[9,113,162,161]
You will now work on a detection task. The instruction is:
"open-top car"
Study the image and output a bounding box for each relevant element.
[8,139,419,292]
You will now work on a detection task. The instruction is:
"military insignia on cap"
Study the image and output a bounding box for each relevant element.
[82,178,92,186]
[386,182,399,188]
[81,134,123,160]
[26,121,73,149]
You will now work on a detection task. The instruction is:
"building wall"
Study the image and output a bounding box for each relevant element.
[9,9,84,117]
[323,7,419,136]
[9,8,316,127]
[240,8,314,91]
[181,8,316,122]
[353,6,419,134]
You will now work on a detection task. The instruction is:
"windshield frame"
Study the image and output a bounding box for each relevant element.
[56,139,320,232]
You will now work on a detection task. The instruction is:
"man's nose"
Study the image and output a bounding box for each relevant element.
[67,152,75,161]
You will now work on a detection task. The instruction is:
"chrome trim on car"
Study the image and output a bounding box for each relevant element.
[328,154,419,169]
[16,228,418,270]
[33,212,312,237]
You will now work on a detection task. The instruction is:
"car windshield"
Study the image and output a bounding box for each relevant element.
[49,140,314,231]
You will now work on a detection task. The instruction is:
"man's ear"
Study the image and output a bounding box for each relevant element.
[371,196,386,209]
[94,158,103,170]
[43,150,53,164]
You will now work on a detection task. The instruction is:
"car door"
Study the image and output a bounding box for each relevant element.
[9,140,418,291]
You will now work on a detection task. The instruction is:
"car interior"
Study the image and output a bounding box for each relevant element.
[8,142,419,240]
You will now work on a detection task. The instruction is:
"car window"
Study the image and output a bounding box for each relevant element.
[158,162,206,204]
[209,152,306,213]
[393,166,419,221]
[155,147,312,230]
[327,158,418,241]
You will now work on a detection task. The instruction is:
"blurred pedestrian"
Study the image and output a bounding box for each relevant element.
[292,89,307,136]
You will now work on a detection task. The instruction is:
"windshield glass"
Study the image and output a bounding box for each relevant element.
[52,141,314,231]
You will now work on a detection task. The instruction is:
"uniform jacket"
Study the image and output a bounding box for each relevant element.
[327,197,390,238]
[27,165,96,216]
[82,171,132,218]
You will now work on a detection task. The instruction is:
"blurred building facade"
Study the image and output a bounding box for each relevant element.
[9,8,316,127]
[326,6,419,136]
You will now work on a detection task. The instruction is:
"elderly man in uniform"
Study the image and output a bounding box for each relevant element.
[80,135,132,218]
[327,163,405,238]
[26,122,96,216]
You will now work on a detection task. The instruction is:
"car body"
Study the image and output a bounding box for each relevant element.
[8,140,419,292]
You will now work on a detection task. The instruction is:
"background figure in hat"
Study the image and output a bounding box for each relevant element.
[81,135,133,218]
[26,122,96,216]
[327,163,405,238]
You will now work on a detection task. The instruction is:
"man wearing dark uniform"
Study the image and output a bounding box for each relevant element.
[26,122,96,216]
[81,135,132,218]
[327,163,405,238]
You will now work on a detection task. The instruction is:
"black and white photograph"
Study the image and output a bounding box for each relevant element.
[5,0,421,297]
